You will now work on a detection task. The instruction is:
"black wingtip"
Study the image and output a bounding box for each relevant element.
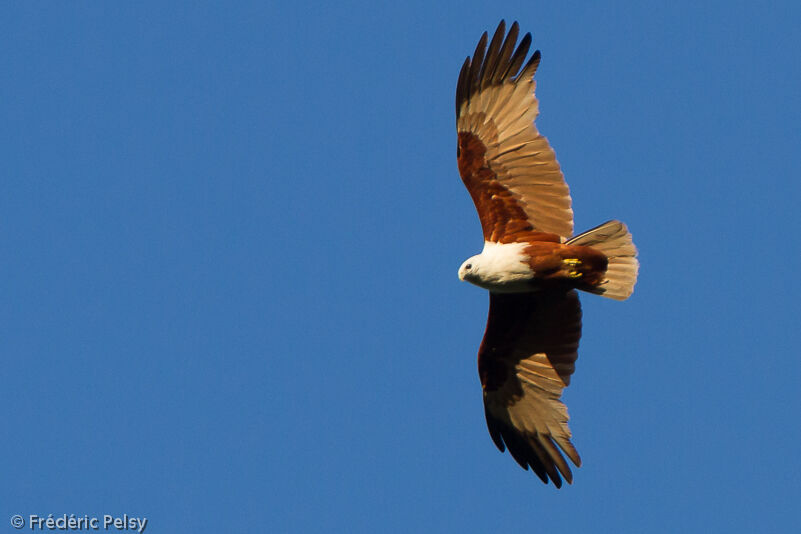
[479,21,506,90]
[518,49,542,81]
[456,21,542,119]
[456,56,471,118]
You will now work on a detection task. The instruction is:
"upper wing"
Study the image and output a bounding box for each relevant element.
[479,289,583,487]
[456,21,573,243]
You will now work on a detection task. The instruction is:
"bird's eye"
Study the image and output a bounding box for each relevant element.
[465,263,472,270]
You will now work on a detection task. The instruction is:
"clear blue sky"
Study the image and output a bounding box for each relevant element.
[3,2,800,533]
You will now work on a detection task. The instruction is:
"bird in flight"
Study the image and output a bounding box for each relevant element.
[456,20,639,487]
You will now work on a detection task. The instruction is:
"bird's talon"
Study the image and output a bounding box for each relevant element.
[563,258,583,278]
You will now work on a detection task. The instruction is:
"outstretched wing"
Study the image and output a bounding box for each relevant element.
[479,290,583,487]
[456,21,573,243]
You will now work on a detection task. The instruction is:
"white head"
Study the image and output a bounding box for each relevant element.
[457,242,534,291]
[458,255,482,283]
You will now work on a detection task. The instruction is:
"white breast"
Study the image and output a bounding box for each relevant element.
[474,242,534,292]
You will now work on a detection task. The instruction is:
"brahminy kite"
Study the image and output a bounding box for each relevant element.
[456,21,639,487]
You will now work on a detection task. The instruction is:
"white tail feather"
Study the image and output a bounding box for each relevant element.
[567,220,639,301]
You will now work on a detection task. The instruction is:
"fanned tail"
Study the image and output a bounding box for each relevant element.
[567,220,638,300]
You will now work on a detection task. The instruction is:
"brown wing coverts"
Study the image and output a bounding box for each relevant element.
[456,21,573,242]
[479,290,583,487]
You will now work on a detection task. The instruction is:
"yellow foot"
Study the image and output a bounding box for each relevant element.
[563,258,583,278]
